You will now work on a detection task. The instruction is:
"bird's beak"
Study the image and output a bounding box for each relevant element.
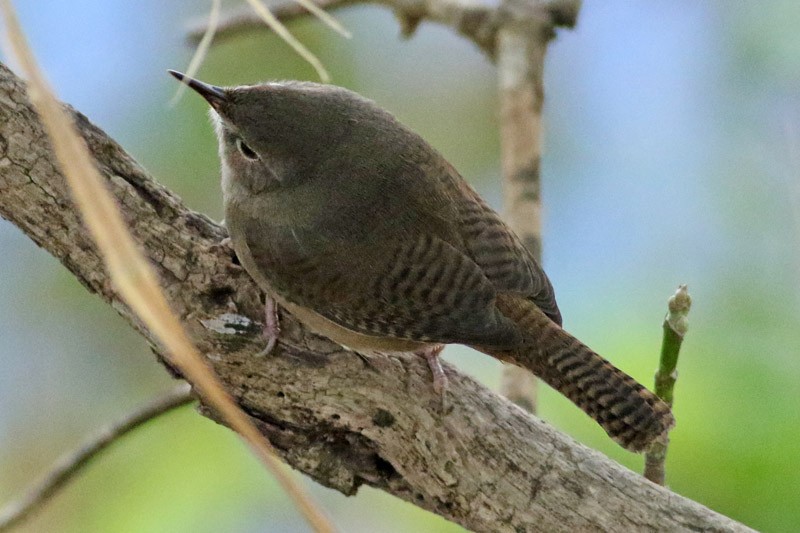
[168,70,227,108]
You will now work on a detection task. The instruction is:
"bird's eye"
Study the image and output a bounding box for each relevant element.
[236,138,258,160]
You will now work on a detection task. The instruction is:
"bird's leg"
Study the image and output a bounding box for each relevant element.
[417,344,447,395]
[257,294,281,356]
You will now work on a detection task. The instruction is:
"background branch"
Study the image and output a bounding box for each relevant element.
[0,60,752,532]
[186,0,578,58]
[496,3,575,412]
[0,384,194,531]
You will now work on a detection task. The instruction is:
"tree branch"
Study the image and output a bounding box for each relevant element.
[0,61,750,532]
[186,0,579,59]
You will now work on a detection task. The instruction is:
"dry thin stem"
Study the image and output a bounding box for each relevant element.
[244,0,331,82]
[170,0,222,106]
[186,0,351,46]
[290,0,352,38]
[0,2,334,532]
[176,0,345,96]
[0,384,194,531]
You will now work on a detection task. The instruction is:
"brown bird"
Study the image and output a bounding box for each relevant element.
[170,71,674,452]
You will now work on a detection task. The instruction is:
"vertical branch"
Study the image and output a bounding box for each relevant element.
[496,0,581,412]
[496,11,555,413]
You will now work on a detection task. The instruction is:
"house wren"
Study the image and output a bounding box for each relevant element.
[170,71,674,452]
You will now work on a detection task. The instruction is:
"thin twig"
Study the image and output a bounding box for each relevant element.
[0,384,194,531]
[177,0,346,92]
[186,0,352,46]
[243,0,331,82]
[0,3,335,531]
[290,0,352,38]
[644,285,691,485]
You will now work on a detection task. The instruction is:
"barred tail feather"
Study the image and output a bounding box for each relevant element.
[488,295,675,452]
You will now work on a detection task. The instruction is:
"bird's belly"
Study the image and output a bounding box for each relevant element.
[277,295,432,354]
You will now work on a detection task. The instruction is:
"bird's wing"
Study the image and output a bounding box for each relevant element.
[446,174,562,325]
[240,213,523,348]
[238,154,559,347]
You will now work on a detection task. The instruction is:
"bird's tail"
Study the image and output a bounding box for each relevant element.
[481,294,675,452]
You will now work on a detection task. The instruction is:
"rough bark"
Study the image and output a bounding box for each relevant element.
[0,63,750,532]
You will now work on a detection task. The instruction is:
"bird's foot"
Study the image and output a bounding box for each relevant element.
[205,236,242,268]
[206,236,232,253]
[417,344,447,396]
[256,295,281,357]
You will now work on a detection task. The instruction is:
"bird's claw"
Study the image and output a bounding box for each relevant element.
[418,345,448,409]
[256,294,281,357]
